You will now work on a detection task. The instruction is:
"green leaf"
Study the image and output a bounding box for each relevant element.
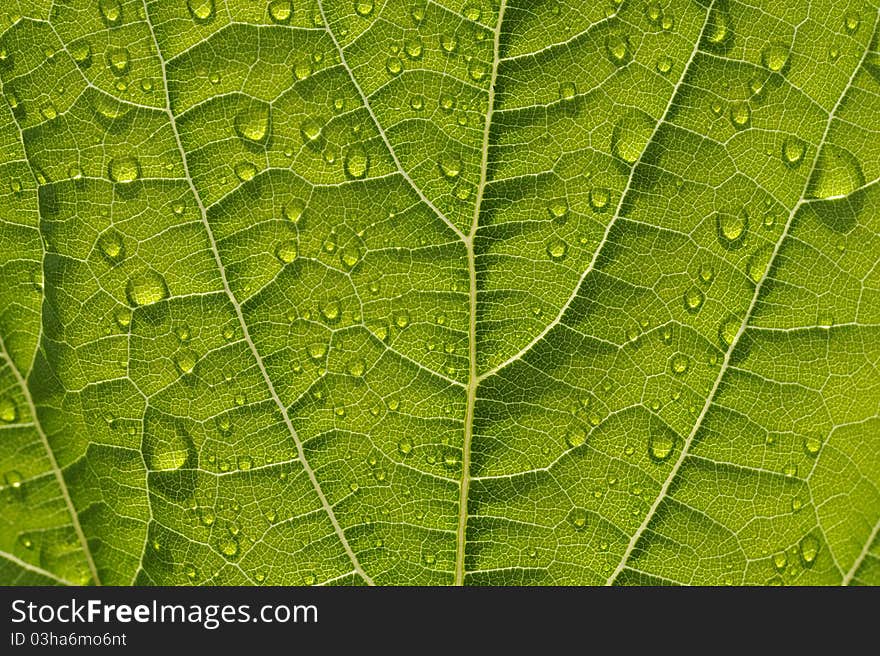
[0,0,878,586]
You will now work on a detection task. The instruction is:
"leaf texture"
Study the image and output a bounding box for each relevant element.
[0,0,879,586]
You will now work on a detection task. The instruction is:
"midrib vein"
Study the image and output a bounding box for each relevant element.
[141,1,374,586]
[606,10,879,585]
[0,336,100,585]
[457,0,508,586]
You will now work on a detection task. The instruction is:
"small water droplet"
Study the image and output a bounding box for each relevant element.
[468,58,487,82]
[175,348,198,375]
[772,551,787,572]
[307,342,327,360]
[565,427,586,449]
[409,94,424,111]
[282,199,305,224]
[559,81,577,102]
[649,429,674,461]
[320,299,341,323]
[611,111,654,164]
[106,46,130,76]
[4,470,23,489]
[844,11,860,34]
[782,136,805,167]
[546,237,568,261]
[218,536,239,559]
[670,353,689,375]
[705,5,733,49]
[108,155,140,183]
[656,56,673,74]
[440,33,458,53]
[126,270,168,307]
[299,118,322,146]
[385,56,403,76]
[803,435,822,456]
[589,187,610,210]
[234,161,257,182]
[293,59,313,81]
[761,42,790,73]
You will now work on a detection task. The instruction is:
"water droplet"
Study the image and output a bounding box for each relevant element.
[106,46,130,76]
[803,435,822,456]
[670,353,689,375]
[234,161,257,182]
[340,246,361,269]
[0,397,17,423]
[715,211,747,248]
[559,81,577,102]
[98,230,126,264]
[98,0,123,27]
[320,299,341,323]
[844,11,860,34]
[438,152,462,180]
[218,536,239,559]
[187,0,214,22]
[464,3,481,21]
[565,427,586,448]
[268,0,292,23]
[234,102,271,144]
[604,34,630,65]
[718,315,739,347]
[293,59,313,80]
[404,36,423,59]
[40,103,57,121]
[611,112,654,164]
[298,119,323,148]
[346,358,365,377]
[684,286,704,313]
[439,93,456,112]
[799,534,819,565]
[108,155,140,183]
[397,438,413,455]
[705,5,733,49]
[468,58,487,82]
[546,238,568,261]
[4,470,23,489]
[772,551,787,572]
[126,270,169,307]
[746,245,773,283]
[114,306,132,329]
[175,348,198,375]
[394,310,410,329]
[282,199,306,225]
[806,144,865,200]
[656,56,673,74]
[649,429,675,461]
[275,239,298,264]
[729,101,751,129]
[568,508,588,529]
[355,0,374,17]
[307,342,327,360]
[547,198,568,221]
[144,426,192,472]
[782,136,805,167]
[440,33,458,53]
[645,2,662,24]
[385,56,403,76]
[344,145,370,179]
[699,262,714,283]
[589,187,610,210]
[761,43,790,73]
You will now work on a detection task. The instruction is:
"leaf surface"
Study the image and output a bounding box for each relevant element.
[1,0,879,586]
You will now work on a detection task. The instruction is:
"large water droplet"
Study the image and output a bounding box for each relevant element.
[746,245,774,283]
[806,144,865,200]
[546,237,568,261]
[718,314,739,347]
[355,0,374,17]
[187,0,214,23]
[604,34,631,65]
[299,118,322,146]
[234,102,271,144]
[438,152,462,179]
[275,239,298,264]
[106,46,130,76]
[782,136,805,167]
[589,187,610,211]
[320,299,341,323]
[344,145,370,179]
[126,270,169,307]
[705,5,733,50]
[761,43,790,73]
[0,397,17,423]
[282,199,305,224]
[670,353,689,375]
[98,230,126,264]
[611,111,654,164]
[799,534,819,565]
[234,161,257,182]
[108,155,140,183]
[649,429,675,461]
[385,56,403,76]
[175,348,198,375]
[440,33,458,53]
[144,425,192,471]
[715,211,747,248]
[568,508,588,529]
[268,0,292,23]
[98,0,123,27]
[684,286,704,313]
